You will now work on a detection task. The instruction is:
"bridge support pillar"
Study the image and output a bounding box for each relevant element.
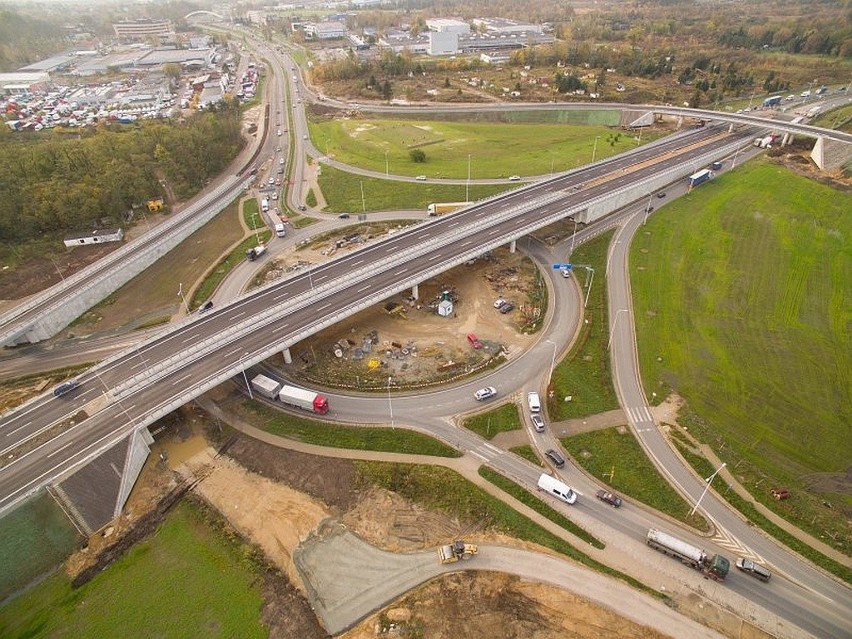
[282,347,292,365]
[411,284,419,300]
[509,239,517,254]
[728,123,734,133]
[781,133,791,146]
[676,116,683,129]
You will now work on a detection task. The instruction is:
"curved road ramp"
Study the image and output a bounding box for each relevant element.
[293,520,724,638]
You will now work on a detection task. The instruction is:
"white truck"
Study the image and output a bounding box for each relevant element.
[537,473,577,504]
[246,244,267,261]
[261,197,270,212]
[251,374,282,399]
[278,384,329,414]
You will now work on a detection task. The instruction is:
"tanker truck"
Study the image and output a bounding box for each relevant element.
[646,528,730,581]
[427,201,472,217]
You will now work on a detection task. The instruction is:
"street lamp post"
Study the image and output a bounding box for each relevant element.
[545,339,558,383]
[240,352,253,400]
[360,181,366,214]
[466,154,471,202]
[690,462,727,517]
[385,150,389,176]
[387,376,394,429]
[607,309,628,350]
[592,136,600,163]
[569,217,579,255]
[50,258,66,284]
[177,283,190,314]
[583,266,594,308]
[643,192,654,225]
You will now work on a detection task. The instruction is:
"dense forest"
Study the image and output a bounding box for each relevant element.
[0,100,244,244]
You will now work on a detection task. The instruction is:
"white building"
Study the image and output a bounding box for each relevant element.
[471,18,543,35]
[63,228,124,248]
[428,31,459,56]
[425,18,470,35]
[304,21,347,40]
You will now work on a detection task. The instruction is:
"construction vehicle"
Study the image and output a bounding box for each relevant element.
[438,540,479,564]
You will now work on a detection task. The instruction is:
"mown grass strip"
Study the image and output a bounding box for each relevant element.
[191,231,272,308]
[673,441,852,585]
[479,467,604,549]
[356,461,663,599]
[246,400,461,457]
[0,499,268,639]
[549,230,619,419]
[561,427,708,532]
[461,403,521,440]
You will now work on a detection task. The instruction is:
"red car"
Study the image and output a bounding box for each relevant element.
[467,333,483,349]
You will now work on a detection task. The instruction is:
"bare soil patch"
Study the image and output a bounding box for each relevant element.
[264,246,541,389]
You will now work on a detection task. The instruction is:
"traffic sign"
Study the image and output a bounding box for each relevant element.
[552,263,573,271]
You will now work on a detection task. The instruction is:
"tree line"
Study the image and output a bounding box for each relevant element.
[0,100,244,244]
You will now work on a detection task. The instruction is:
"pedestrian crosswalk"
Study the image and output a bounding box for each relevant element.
[625,405,654,424]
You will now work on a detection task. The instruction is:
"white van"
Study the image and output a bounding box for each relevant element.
[275,222,286,237]
[537,473,577,504]
[527,391,541,413]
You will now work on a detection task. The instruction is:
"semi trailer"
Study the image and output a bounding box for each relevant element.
[250,375,330,414]
[646,528,730,581]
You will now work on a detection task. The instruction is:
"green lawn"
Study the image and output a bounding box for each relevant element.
[560,427,708,531]
[461,403,522,440]
[309,117,657,179]
[549,230,620,419]
[316,164,510,214]
[630,159,852,547]
[245,400,462,457]
[0,493,83,601]
[0,500,267,639]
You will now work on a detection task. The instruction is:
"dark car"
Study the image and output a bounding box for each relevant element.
[545,449,565,468]
[53,380,79,397]
[644,204,654,213]
[735,558,771,582]
[595,490,623,508]
[338,213,350,219]
[656,191,666,198]
[498,302,515,314]
[198,300,214,314]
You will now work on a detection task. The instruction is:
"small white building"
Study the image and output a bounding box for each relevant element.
[425,18,470,35]
[437,299,454,317]
[428,31,458,56]
[304,21,347,40]
[63,228,124,248]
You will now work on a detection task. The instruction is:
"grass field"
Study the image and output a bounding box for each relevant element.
[74,197,245,331]
[461,403,522,440]
[0,492,83,601]
[0,500,267,639]
[316,165,511,214]
[245,400,462,457]
[810,103,852,133]
[309,117,657,179]
[549,230,620,420]
[561,427,708,531]
[630,159,852,547]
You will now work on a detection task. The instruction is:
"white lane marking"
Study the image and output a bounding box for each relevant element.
[272,323,289,334]
[357,284,371,293]
[229,311,246,321]
[181,334,199,344]
[482,443,501,455]
[47,440,75,458]
[5,421,33,437]
[471,451,488,463]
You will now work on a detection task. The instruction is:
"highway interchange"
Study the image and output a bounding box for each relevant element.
[0,35,850,639]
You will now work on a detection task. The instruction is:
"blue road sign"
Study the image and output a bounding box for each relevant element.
[552,263,573,270]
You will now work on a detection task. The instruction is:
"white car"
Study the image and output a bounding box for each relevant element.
[561,268,571,278]
[531,414,545,432]
[493,298,506,309]
[474,386,497,401]
[415,175,427,181]
[508,175,521,181]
